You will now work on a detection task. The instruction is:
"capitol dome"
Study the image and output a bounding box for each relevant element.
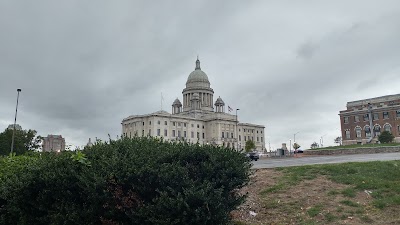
[186,58,211,88]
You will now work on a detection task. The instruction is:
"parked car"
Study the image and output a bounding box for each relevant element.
[246,152,260,161]
[295,149,303,153]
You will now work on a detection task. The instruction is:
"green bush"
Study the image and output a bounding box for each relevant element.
[0,137,251,225]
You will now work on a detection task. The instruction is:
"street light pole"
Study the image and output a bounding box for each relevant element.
[320,134,327,147]
[236,109,240,151]
[294,131,300,143]
[10,89,22,155]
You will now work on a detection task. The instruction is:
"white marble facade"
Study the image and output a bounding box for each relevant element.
[122,58,265,151]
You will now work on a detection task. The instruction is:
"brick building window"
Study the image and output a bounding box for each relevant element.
[383,124,392,133]
[355,127,362,138]
[365,126,371,137]
[345,130,350,139]
[344,117,349,124]
[374,125,381,137]
[397,110,400,118]
[383,112,389,119]
[363,114,369,121]
[354,115,360,122]
[373,113,379,120]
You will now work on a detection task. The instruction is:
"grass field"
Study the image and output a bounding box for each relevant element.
[309,142,400,150]
[233,160,400,224]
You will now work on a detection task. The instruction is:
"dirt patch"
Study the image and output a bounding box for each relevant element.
[232,169,397,225]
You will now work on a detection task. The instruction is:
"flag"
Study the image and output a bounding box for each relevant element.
[228,106,233,112]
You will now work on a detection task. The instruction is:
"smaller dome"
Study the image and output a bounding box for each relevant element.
[172,98,182,106]
[215,96,225,106]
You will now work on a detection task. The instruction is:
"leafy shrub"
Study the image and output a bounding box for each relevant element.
[0,137,251,225]
[378,131,394,143]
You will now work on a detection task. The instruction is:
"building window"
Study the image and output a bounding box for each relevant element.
[251,137,254,141]
[345,130,350,139]
[398,125,400,133]
[172,130,176,137]
[365,126,371,138]
[257,131,259,133]
[355,127,362,138]
[202,133,205,139]
[173,122,176,126]
[231,133,234,138]
[226,132,229,138]
[164,129,167,136]
[184,123,186,127]
[184,131,187,137]
[191,131,194,138]
[383,112,389,119]
[248,136,250,141]
[384,124,392,133]
[244,136,246,141]
[257,137,259,142]
[178,122,181,126]
[344,117,349,124]
[197,124,200,128]
[178,131,181,137]
[374,125,381,137]
[191,124,194,127]
[239,129,241,132]
[157,129,160,136]
[142,130,144,136]
[244,129,246,132]
[202,125,204,129]
[149,121,151,125]
[397,110,400,118]
[143,122,145,126]
[239,135,241,141]
[222,132,224,138]
[363,114,369,121]
[373,113,379,120]
[354,115,360,123]
[252,130,254,133]
[261,137,263,142]
[197,132,200,139]
[157,121,160,125]
[165,121,167,125]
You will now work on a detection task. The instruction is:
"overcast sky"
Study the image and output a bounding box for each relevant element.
[1,0,400,150]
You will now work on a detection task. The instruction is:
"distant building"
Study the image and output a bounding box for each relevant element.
[42,135,65,152]
[6,124,22,131]
[122,58,266,151]
[339,94,400,145]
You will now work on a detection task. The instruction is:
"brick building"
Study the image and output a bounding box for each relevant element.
[42,135,65,152]
[339,94,400,145]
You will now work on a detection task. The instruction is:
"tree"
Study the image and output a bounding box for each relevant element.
[0,128,42,156]
[293,142,300,150]
[310,142,319,149]
[245,140,256,152]
[378,131,394,143]
[334,136,342,146]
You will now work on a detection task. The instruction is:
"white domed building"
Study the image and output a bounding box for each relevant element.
[121,58,265,151]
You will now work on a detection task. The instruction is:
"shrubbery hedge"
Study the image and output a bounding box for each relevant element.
[0,137,251,225]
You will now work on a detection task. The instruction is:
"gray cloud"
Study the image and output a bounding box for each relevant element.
[1,0,399,149]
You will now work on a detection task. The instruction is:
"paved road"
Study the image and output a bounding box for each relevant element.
[252,152,400,169]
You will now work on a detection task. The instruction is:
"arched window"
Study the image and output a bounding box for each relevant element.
[383,123,392,133]
[364,125,371,138]
[355,126,362,138]
[374,125,381,137]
